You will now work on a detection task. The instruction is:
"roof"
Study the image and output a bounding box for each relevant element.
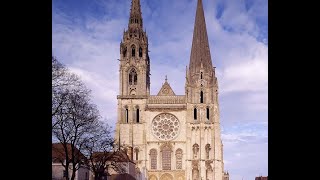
[189,0,214,75]
[52,143,87,164]
[157,76,176,96]
[91,150,133,163]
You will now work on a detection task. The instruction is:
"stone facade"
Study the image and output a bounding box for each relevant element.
[115,0,228,179]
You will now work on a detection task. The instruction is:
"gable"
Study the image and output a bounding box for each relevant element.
[157,82,176,96]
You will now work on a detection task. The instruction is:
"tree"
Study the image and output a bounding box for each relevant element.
[82,121,127,180]
[52,56,101,180]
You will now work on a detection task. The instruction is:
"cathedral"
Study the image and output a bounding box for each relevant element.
[115,0,229,180]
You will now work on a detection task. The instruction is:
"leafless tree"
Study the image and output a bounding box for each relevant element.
[52,56,101,180]
[83,121,127,180]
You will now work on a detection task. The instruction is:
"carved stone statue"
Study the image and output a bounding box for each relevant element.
[193,144,199,158]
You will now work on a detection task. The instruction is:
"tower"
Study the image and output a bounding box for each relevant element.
[119,0,150,97]
[116,0,150,164]
[185,0,224,180]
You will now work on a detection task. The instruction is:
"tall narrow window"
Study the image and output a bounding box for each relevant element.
[132,45,136,57]
[194,108,197,120]
[125,108,129,123]
[150,149,157,169]
[206,107,209,120]
[176,149,183,169]
[134,74,137,85]
[162,145,171,170]
[123,47,127,57]
[139,47,142,57]
[200,91,204,103]
[134,148,139,160]
[201,72,203,79]
[129,73,132,85]
[129,69,137,85]
[136,108,139,123]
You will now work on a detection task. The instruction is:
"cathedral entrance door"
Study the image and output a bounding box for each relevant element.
[159,173,173,180]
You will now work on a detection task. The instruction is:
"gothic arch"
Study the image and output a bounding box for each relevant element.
[129,89,136,95]
[160,143,172,170]
[128,68,137,85]
[160,173,173,180]
[122,46,127,57]
[134,147,139,160]
[150,148,157,169]
[139,47,143,57]
[131,44,136,57]
[149,175,158,180]
[175,148,183,169]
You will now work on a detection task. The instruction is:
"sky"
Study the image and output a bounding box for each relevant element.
[52,0,268,179]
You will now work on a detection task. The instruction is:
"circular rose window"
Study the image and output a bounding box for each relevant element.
[151,113,180,141]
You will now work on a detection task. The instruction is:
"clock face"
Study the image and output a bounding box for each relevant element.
[151,113,180,141]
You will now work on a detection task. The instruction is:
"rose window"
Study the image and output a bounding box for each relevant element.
[151,113,180,140]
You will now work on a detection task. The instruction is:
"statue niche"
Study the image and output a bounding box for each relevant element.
[193,144,199,158]
[192,160,199,180]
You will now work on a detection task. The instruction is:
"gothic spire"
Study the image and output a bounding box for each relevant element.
[189,0,213,75]
[129,0,143,29]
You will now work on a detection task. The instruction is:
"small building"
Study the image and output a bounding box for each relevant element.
[89,150,136,180]
[255,176,268,180]
[52,143,90,180]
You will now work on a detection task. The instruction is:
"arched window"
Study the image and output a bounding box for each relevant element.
[136,107,140,123]
[162,145,171,170]
[201,72,203,79]
[139,47,142,57]
[194,108,197,120]
[123,47,127,57]
[205,144,211,159]
[131,19,133,23]
[129,69,137,85]
[176,149,183,169]
[134,147,139,160]
[206,107,209,120]
[132,45,136,57]
[150,149,157,169]
[200,91,204,103]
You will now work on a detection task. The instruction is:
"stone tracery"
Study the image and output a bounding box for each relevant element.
[151,113,180,141]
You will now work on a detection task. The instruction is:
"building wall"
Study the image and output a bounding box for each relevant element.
[52,163,89,180]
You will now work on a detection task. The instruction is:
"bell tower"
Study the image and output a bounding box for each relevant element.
[116,0,150,170]
[185,0,224,180]
[119,0,150,96]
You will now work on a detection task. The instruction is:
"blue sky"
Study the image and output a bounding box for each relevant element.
[52,0,268,179]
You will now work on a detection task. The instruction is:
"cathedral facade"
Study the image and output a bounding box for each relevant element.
[115,0,229,180]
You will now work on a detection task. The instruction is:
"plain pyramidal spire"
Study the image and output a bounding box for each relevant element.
[189,0,213,75]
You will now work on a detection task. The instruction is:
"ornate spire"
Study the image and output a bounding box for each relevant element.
[129,0,143,29]
[189,0,213,75]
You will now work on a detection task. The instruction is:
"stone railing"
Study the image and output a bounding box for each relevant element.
[147,95,186,104]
